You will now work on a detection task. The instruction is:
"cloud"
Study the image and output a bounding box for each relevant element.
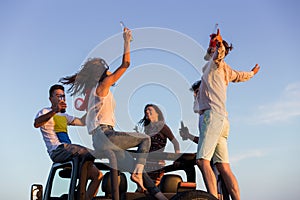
[255,82,300,124]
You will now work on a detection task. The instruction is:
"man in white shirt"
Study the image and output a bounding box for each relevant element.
[196,30,260,200]
[34,84,103,200]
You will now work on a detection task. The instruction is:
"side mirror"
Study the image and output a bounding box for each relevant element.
[31,184,43,200]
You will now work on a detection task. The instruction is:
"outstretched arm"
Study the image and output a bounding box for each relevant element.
[212,29,261,82]
[228,63,261,83]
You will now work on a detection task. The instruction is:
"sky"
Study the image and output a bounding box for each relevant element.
[0,0,299,199]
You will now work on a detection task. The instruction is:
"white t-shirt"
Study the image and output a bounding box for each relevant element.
[35,107,75,156]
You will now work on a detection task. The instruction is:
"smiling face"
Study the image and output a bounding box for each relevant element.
[145,106,159,122]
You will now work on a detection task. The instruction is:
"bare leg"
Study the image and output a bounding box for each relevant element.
[85,163,103,200]
[131,163,146,192]
[216,163,240,200]
[196,159,218,198]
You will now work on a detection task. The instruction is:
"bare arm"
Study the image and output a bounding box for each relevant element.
[96,28,132,96]
[70,113,86,126]
[34,110,56,128]
[34,99,66,128]
[179,126,199,144]
[161,124,180,153]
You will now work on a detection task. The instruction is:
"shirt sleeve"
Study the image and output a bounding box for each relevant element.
[64,113,76,125]
[226,64,254,83]
[35,108,50,119]
[212,43,254,83]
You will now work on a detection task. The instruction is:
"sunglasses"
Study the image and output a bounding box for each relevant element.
[56,94,66,101]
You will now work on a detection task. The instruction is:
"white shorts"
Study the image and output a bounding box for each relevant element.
[196,110,230,164]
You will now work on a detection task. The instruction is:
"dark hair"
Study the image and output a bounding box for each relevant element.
[59,58,108,96]
[139,104,165,127]
[190,80,201,92]
[222,40,233,56]
[49,84,64,97]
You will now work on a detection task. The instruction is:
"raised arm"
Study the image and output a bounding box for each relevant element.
[211,29,225,65]
[34,99,66,128]
[34,110,56,128]
[96,28,132,96]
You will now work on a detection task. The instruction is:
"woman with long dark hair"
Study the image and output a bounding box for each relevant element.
[60,28,167,200]
[139,104,180,186]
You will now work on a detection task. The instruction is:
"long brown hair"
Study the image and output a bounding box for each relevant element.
[60,58,108,96]
[139,104,165,127]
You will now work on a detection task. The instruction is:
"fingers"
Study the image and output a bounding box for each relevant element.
[127,29,132,36]
[179,127,189,135]
[251,64,261,75]
[123,28,132,41]
[180,121,185,128]
[212,29,222,43]
[58,101,67,110]
[254,64,260,70]
[123,27,129,32]
[123,27,131,33]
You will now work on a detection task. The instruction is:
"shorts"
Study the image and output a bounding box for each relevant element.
[50,143,91,163]
[196,110,230,164]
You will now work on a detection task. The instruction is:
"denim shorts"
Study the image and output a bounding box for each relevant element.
[50,143,91,163]
[196,110,230,164]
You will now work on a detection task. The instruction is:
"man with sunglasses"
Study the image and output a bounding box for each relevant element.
[34,84,103,200]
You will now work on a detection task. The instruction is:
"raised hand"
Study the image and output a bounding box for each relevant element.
[123,27,132,43]
[179,121,190,141]
[251,64,261,75]
[213,28,223,44]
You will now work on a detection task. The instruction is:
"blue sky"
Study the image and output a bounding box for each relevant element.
[0,1,299,199]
